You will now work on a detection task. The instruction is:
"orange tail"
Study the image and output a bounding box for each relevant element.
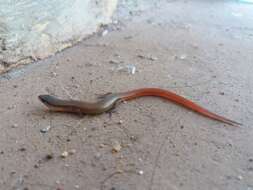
[119,88,241,126]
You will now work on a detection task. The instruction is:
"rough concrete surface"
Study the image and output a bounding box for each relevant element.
[0,1,253,190]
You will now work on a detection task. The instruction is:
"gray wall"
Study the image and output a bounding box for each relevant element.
[0,0,117,72]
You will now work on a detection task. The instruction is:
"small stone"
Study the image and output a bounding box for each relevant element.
[118,120,123,125]
[138,170,144,175]
[94,153,102,160]
[130,135,137,141]
[149,56,158,61]
[10,171,16,175]
[51,72,57,77]
[102,30,108,36]
[179,54,187,60]
[219,92,225,95]
[56,180,61,184]
[109,60,120,64]
[249,158,253,162]
[99,144,106,148]
[19,147,26,152]
[137,54,158,61]
[74,185,80,189]
[112,141,121,153]
[180,125,184,129]
[11,123,18,128]
[61,151,69,158]
[40,126,51,133]
[69,149,76,155]
[237,175,243,180]
[45,154,54,160]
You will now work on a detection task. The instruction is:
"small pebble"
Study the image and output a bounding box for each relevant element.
[137,54,158,61]
[112,141,121,153]
[249,158,253,162]
[138,170,144,175]
[69,149,76,155]
[40,126,51,133]
[109,60,120,64]
[118,120,123,125]
[19,147,26,152]
[130,135,137,141]
[61,151,69,158]
[95,153,102,160]
[45,154,54,160]
[99,144,106,148]
[11,123,18,128]
[102,30,108,36]
[219,92,225,95]
[179,54,187,60]
[74,185,80,189]
[237,175,243,180]
[51,72,57,77]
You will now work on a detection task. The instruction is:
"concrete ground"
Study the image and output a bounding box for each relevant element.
[0,1,253,190]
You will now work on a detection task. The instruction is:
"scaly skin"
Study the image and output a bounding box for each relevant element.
[38,88,241,126]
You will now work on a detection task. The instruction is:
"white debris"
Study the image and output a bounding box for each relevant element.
[69,149,76,155]
[114,64,136,75]
[40,125,51,133]
[102,30,108,36]
[74,185,80,189]
[11,123,18,128]
[61,151,69,158]
[237,175,243,180]
[112,140,122,153]
[179,54,187,60]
